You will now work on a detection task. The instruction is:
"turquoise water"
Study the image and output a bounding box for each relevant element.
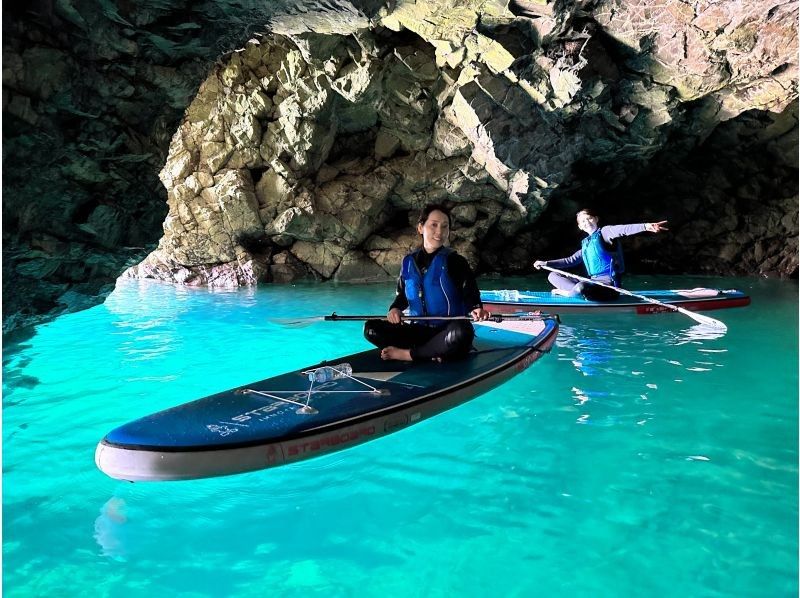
[3,276,797,597]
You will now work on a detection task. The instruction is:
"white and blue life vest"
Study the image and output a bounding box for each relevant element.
[402,247,466,321]
[581,230,624,286]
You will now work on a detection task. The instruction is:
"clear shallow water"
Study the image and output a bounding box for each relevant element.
[3,275,797,597]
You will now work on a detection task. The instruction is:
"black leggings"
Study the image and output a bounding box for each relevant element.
[548,272,620,301]
[363,319,475,361]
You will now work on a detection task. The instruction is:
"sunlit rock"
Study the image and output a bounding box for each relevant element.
[2,0,798,331]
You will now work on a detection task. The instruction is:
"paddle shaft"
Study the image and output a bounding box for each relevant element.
[537,265,726,330]
[324,313,555,323]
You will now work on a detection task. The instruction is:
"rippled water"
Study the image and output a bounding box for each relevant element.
[3,276,797,596]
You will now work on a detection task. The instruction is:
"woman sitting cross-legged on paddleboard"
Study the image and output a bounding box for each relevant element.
[533,208,668,301]
[364,203,490,362]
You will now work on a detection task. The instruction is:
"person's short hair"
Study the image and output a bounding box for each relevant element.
[418,203,452,227]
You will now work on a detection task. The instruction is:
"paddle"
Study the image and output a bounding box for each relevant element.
[537,264,727,331]
[325,312,554,322]
[276,312,557,328]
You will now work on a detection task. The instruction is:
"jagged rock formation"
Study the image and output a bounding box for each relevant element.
[523,102,799,277]
[4,0,377,331]
[3,0,798,333]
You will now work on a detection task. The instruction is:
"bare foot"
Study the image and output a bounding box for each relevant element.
[551,289,574,297]
[380,346,413,361]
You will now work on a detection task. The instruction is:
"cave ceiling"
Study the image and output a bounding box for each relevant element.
[2,0,798,332]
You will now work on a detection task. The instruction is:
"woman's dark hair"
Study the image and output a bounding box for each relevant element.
[417,203,452,227]
[576,208,599,219]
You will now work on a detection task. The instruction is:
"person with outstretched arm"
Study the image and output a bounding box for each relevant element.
[533,208,668,301]
[364,203,490,362]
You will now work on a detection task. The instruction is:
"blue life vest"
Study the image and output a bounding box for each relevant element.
[581,230,624,286]
[401,247,466,321]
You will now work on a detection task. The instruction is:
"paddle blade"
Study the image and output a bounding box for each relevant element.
[271,316,324,328]
[677,307,727,332]
[680,324,728,342]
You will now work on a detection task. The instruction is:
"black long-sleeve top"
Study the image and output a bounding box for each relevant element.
[545,224,649,269]
[389,247,483,314]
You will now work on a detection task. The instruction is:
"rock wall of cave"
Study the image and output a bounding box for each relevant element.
[3,0,798,333]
